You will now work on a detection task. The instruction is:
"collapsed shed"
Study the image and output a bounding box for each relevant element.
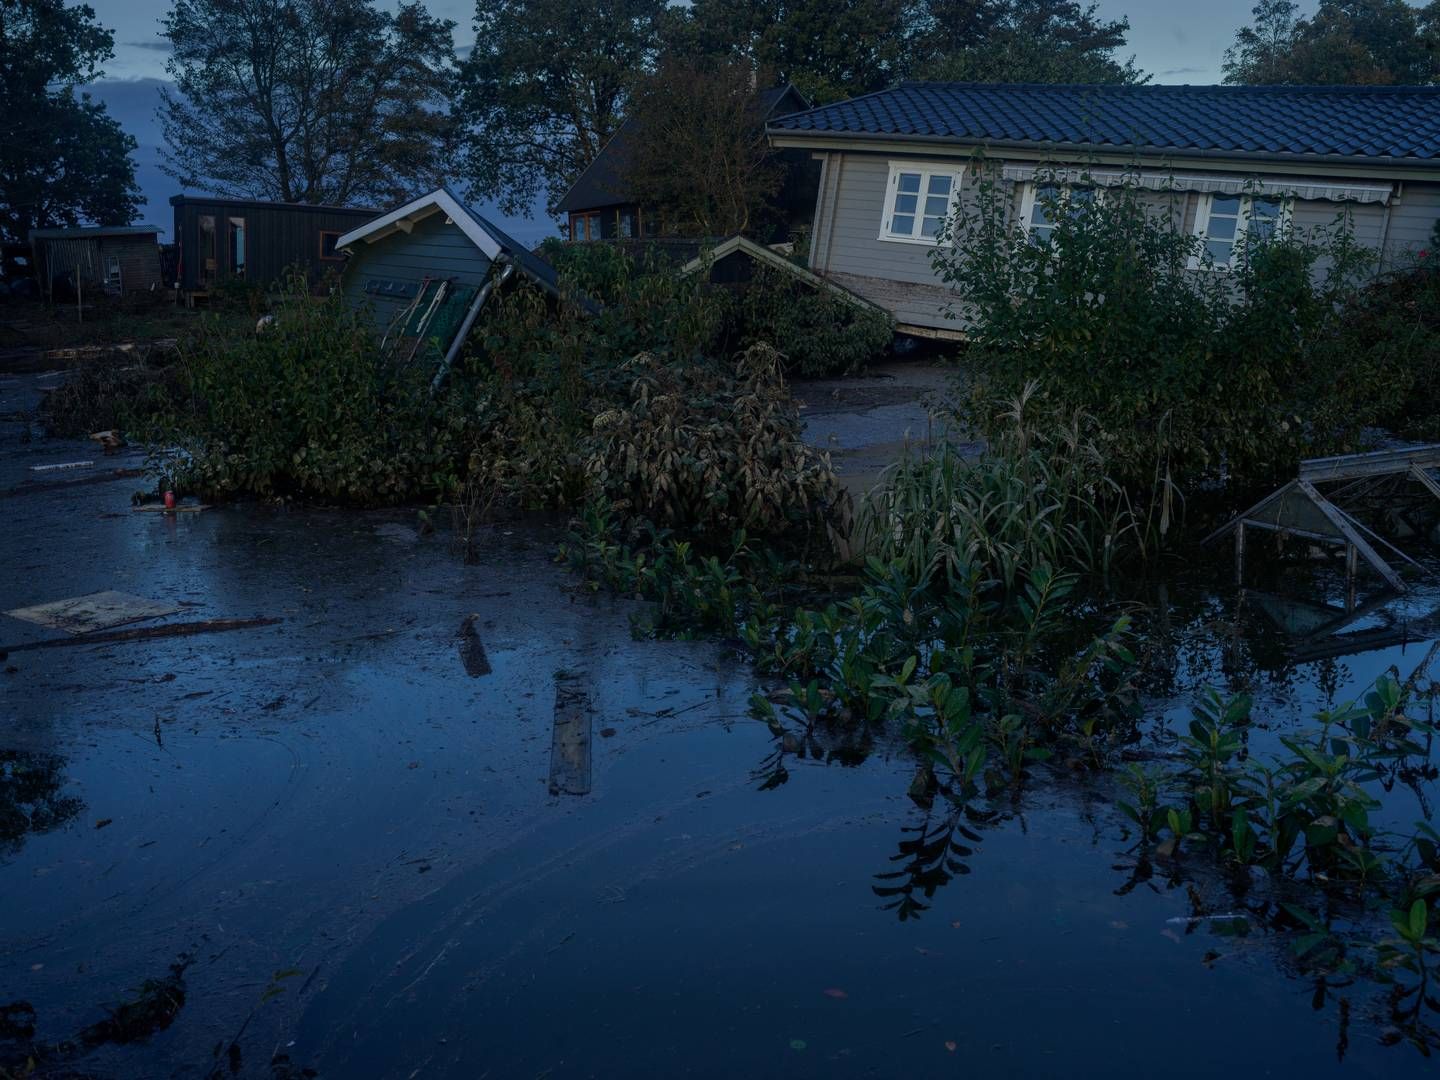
[334,186,579,368]
[28,225,163,300]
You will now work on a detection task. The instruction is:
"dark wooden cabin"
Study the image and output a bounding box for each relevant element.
[170,195,379,302]
[555,84,818,244]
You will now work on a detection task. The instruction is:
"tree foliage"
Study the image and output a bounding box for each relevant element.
[0,0,139,245]
[623,57,784,236]
[1223,0,1440,85]
[456,0,666,216]
[160,0,456,206]
[911,0,1142,84]
[930,161,1393,488]
[669,0,911,103]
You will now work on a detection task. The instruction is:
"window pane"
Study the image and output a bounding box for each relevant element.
[921,216,942,238]
[1249,217,1277,241]
[1207,215,1237,240]
[1206,238,1235,263]
[1211,194,1242,217]
[894,193,917,214]
[891,214,915,235]
[1031,200,1054,228]
[924,195,949,216]
[897,173,921,193]
[1032,225,1054,244]
[1251,197,1282,220]
[927,174,952,196]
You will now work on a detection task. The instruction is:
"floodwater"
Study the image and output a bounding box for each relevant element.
[3,370,1440,1078]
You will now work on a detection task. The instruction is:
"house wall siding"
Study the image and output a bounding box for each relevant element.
[172,199,378,293]
[807,150,1440,332]
[340,212,494,330]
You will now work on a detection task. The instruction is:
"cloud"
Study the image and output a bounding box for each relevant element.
[1158,66,1207,77]
[125,40,173,52]
[456,43,474,59]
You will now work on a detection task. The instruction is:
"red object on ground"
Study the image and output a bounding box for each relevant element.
[164,491,176,509]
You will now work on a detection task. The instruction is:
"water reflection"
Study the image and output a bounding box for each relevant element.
[0,748,82,856]
[873,799,997,921]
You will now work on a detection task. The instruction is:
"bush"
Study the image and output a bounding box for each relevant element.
[160,275,472,503]
[723,264,894,378]
[585,343,848,543]
[40,353,185,438]
[933,159,1385,490]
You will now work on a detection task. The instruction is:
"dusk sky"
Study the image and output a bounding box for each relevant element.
[79,0,1287,241]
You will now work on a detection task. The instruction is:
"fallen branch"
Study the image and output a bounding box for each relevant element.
[0,617,280,656]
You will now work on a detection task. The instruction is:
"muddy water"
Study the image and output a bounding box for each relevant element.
[3,403,1439,1075]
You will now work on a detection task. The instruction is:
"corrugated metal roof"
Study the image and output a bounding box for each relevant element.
[768,83,1440,162]
[29,225,161,241]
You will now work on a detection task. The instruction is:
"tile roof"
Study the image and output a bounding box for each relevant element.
[768,83,1440,162]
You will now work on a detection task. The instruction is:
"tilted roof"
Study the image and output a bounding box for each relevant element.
[557,84,811,214]
[767,83,1440,163]
[334,186,563,297]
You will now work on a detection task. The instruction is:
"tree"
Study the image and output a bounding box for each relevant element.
[160,0,456,206]
[910,0,1142,84]
[456,0,666,217]
[669,0,911,103]
[0,0,140,246]
[1223,0,1439,85]
[623,58,784,236]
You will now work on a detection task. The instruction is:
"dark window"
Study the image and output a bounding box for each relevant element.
[319,230,344,261]
[227,216,246,278]
[198,215,217,286]
[570,213,601,241]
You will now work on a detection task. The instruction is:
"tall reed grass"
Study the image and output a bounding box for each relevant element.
[855,384,1154,590]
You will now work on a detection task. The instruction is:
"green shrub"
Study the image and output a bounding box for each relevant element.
[933,159,1382,490]
[160,275,471,503]
[723,264,894,378]
[40,354,186,439]
[585,343,848,543]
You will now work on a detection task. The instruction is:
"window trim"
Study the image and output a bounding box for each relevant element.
[318,229,345,262]
[1190,192,1292,270]
[878,161,964,246]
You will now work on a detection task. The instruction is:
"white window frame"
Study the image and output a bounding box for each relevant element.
[1190,193,1292,270]
[878,161,964,246]
[1017,180,1103,244]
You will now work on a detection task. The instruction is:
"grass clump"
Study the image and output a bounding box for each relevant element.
[856,384,1154,590]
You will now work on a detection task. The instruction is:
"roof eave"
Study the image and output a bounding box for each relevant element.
[766,127,1440,177]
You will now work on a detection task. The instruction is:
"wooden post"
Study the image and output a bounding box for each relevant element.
[1234,522,1246,587]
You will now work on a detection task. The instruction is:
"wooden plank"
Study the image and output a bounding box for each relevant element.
[549,679,592,796]
[1296,480,1406,591]
[0,617,279,655]
[6,590,182,634]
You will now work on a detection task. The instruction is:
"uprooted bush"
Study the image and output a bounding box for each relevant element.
[933,158,1395,492]
[156,276,474,503]
[585,344,849,543]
